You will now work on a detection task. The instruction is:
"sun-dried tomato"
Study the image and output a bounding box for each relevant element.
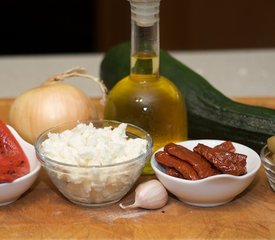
[214,140,235,152]
[164,143,216,179]
[193,143,247,176]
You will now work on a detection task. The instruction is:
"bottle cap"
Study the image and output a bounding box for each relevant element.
[129,0,160,27]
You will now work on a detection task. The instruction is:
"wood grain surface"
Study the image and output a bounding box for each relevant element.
[0,97,275,240]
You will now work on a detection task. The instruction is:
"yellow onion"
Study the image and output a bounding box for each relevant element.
[9,67,107,144]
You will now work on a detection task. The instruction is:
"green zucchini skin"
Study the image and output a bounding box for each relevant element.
[100,42,275,152]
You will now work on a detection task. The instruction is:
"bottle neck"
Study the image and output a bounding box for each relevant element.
[129,0,160,79]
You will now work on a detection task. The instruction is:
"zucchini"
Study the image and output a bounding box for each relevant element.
[100,42,275,152]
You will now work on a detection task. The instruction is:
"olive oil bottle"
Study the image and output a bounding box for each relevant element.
[104,0,187,174]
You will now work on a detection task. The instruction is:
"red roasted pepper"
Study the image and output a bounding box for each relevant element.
[0,120,30,183]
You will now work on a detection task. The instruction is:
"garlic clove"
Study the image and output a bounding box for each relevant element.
[119,202,138,210]
[119,179,168,210]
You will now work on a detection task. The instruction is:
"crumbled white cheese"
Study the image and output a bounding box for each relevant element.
[41,123,148,166]
[40,122,149,204]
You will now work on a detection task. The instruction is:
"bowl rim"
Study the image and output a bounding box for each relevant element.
[151,139,261,184]
[260,145,275,166]
[34,120,153,168]
[0,163,41,187]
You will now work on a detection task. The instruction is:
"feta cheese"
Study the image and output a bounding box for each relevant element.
[40,122,149,204]
[41,123,148,166]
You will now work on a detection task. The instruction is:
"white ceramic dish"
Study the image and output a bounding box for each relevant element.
[0,126,41,206]
[151,139,261,207]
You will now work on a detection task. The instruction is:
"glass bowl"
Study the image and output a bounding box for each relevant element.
[260,145,275,191]
[35,120,153,207]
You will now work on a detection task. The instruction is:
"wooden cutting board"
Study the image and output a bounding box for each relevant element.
[0,97,275,240]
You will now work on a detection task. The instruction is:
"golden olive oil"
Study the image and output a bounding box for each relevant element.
[104,0,187,174]
[104,53,187,174]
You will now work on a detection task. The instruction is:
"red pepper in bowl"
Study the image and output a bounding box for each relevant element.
[0,120,30,183]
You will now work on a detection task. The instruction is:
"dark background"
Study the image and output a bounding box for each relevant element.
[1,0,275,55]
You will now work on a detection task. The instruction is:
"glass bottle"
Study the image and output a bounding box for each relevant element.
[104,0,187,174]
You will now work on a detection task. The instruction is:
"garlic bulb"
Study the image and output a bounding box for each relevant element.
[9,67,107,144]
[119,179,168,210]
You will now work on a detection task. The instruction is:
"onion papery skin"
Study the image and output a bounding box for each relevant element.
[9,82,97,144]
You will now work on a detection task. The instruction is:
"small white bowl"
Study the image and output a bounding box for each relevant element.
[151,139,261,207]
[0,126,41,206]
